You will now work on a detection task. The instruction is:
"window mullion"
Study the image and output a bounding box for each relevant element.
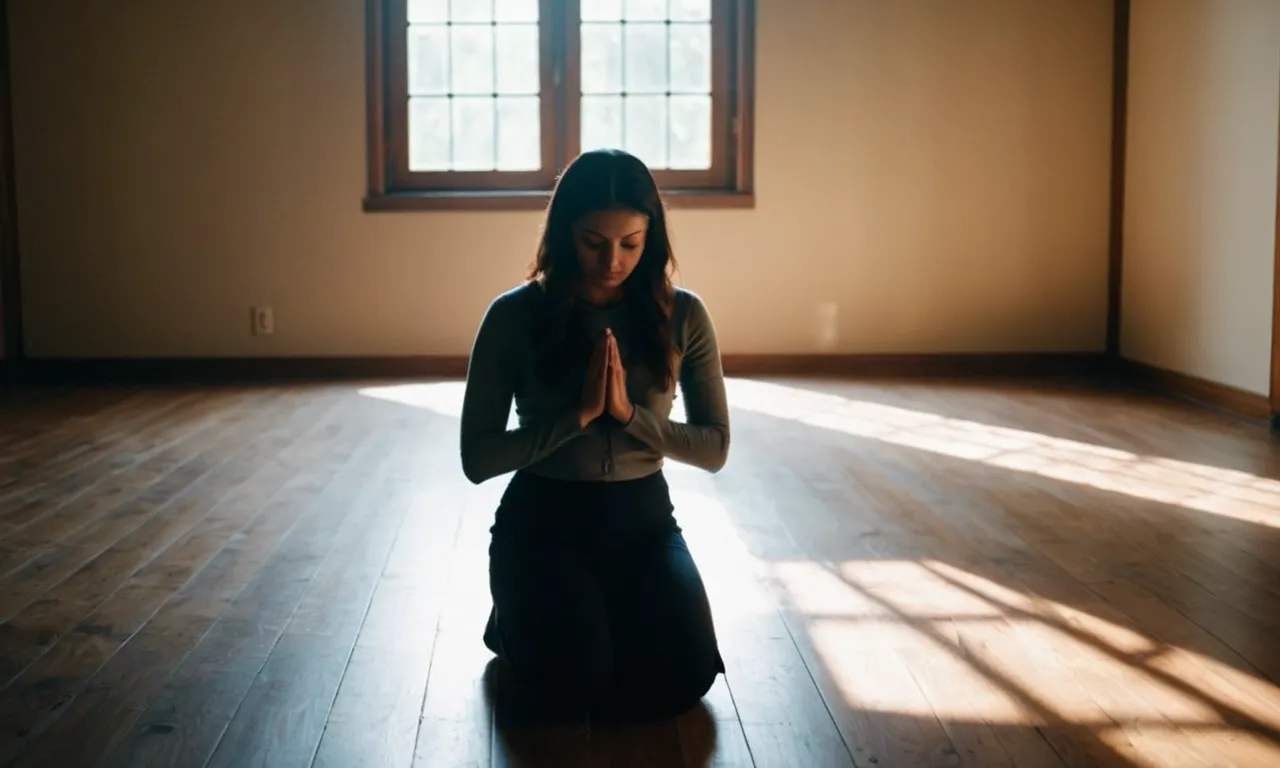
[538,0,560,180]
[560,0,583,168]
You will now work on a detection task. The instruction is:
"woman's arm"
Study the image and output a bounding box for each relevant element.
[623,293,731,472]
[459,292,585,484]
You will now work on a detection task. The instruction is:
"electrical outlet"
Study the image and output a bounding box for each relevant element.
[251,306,274,336]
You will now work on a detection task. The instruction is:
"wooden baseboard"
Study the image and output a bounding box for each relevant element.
[18,352,1109,387]
[14,354,1275,424]
[21,356,471,385]
[1116,358,1270,422]
[720,352,1108,378]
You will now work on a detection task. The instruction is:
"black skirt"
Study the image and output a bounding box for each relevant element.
[483,468,726,722]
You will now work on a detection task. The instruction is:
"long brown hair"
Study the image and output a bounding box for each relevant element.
[526,149,679,391]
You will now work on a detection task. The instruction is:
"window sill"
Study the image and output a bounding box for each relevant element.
[362,189,756,212]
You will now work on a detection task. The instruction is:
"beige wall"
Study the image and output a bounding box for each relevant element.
[1122,0,1280,396]
[8,0,1114,359]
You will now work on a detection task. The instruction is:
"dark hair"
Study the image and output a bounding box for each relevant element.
[526,148,678,391]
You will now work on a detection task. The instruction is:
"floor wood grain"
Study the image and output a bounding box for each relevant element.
[0,377,1278,767]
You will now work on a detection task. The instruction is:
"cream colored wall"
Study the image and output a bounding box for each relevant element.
[8,0,1114,359]
[1122,0,1280,396]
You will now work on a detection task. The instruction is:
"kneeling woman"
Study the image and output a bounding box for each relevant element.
[459,148,730,724]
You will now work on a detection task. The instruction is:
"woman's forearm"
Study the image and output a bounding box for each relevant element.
[623,405,729,472]
[460,410,585,484]
[623,291,731,472]
[459,292,586,484]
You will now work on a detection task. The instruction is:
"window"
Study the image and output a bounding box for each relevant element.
[365,0,755,210]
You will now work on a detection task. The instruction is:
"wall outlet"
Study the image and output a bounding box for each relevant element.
[251,306,274,336]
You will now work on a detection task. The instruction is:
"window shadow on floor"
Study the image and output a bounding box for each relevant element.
[355,378,1280,766]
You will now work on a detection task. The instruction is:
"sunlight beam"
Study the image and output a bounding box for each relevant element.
[359,380,1280,528]
[726,379,1280,529]
[357,381,1280,761]
[772,557,1280,739]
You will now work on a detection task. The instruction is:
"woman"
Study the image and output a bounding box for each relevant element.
[459,148,730,725]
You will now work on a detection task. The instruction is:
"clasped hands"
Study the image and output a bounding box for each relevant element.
[579,328,634,429]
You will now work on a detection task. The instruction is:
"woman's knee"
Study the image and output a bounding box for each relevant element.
[608,653,721,721]
[660,636,722,697]
[490,607,616,709]
[524,647,614,710]
[609,622,721,712]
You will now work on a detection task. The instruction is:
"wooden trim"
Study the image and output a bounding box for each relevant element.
[551,0,573,173]
[364,190,551,212]
[1271,52,1280,419]
[0,0,22,369]
[704,0,732,190]
[364,0,757,211]
[560,0,582,166]
[362,188,754,212]
[1118,359,1270,422]
[1105,0,1130,358]
[365,0,388,198]
[380,0,561,194]
[721,353,1108,379]
[733,0,756,196]
[24,352,1267,428]
[22,356,472,386]
[21,353,1107,387]
[562,0,743,192]
[663,190,754,209]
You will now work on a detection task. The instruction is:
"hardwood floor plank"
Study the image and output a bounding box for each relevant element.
[676,704,754,767]
[0,379,1275,767]
[414,479,506,768]
[673,469,856,768]
[201,436,426,768]
[722,378,1280,766]
[0,389,226,523]
[0,393,381,766]
[919,382,1280,621]
[0,390,304,685]
[0,388,342,758]
[310,640,436,768]
[890,444,1280,757]
[0,389,269,587]
[82,414,394,768]
[311,433,465,768]
[842,505,1143,765]
[0,388,153,469]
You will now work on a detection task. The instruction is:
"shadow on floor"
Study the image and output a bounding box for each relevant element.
[480,657,720,767]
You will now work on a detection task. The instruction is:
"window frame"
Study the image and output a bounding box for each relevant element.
[363,0,756,211]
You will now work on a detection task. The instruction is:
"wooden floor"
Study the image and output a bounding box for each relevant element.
[0,377,1278,767]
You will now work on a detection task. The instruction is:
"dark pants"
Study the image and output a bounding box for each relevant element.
[482,469,725,723]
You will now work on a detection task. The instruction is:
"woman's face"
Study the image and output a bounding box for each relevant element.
[571,208,649,296]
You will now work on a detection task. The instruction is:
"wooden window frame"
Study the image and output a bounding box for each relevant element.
[363,0,756,212]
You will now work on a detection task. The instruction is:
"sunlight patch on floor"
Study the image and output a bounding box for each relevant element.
[726,379,1280,529]
[668,485,777,618]
[360,379,1280,756]
[360,381,468,419]
[771,557,1280,735]
[360,379,1280,530]
[924,561,1155,655]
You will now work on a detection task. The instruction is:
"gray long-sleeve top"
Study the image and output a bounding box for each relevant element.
[459,282,731,485]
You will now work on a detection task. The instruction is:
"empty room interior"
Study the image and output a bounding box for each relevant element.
[3,0,1280,766]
